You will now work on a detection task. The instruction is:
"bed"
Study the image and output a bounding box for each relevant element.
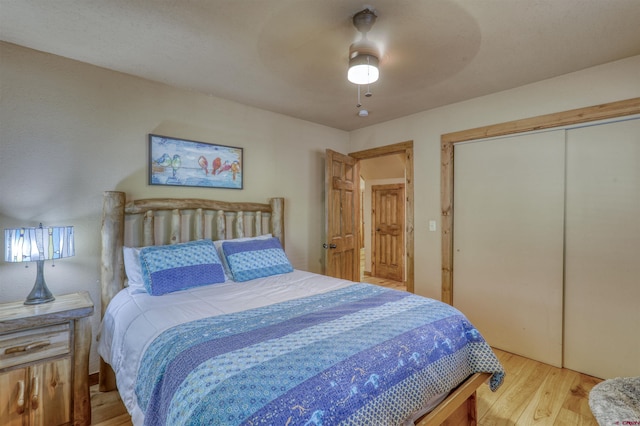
[97,191,504,426]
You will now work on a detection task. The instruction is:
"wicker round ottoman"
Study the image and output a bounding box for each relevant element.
[588,376,640,425]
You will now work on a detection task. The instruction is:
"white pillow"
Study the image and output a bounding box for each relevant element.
[213,234,273,279]
[123,246,147,294]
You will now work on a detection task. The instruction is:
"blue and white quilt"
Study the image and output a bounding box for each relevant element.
[134,283,504,426]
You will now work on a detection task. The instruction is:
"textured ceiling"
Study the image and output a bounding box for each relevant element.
[1,0,639,131]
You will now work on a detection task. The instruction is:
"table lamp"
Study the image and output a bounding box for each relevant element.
[4,224,74,305]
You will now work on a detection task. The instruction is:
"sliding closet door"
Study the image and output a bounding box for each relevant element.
[453,131,565,367]
[564,118,640,379]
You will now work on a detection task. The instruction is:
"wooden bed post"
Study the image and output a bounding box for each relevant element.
[99,191,125,391]
[270,197,285,249]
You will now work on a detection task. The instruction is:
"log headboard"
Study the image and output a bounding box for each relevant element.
[100,191,285,317]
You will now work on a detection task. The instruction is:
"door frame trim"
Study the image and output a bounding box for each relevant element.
[350,141,414,292]
[440,97,640,305]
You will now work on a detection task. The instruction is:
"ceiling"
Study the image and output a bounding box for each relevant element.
[1,0,639,131]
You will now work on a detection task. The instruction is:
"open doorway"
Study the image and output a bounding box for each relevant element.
[360,156,405,282]
[349,141,414,293]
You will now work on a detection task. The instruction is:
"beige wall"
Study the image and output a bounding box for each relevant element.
[1,40,639,374]
[349,54,640,299]
[0,42,349,373]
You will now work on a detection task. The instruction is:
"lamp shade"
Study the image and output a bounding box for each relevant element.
[4,224,74,305]
[5,225,74,263]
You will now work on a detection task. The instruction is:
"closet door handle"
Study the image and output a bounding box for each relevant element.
[16,379,25,414]
[30,375,39,410]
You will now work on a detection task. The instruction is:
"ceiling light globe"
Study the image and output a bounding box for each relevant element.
[348,64,379,85]
[348,41,380,85]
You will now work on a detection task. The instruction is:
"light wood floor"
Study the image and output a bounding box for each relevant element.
[475,348,600,425]
[91,276,602,425]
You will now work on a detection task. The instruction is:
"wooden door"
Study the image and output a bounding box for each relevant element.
[0,367,25,426]
[325,149,360,281]
[0,358,70,426]
[372,184,404,281]
[30,358,71,426]
[564,118,640,379]
[453,131,565,367]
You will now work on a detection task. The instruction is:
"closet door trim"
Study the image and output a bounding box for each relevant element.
[440,97,640,304]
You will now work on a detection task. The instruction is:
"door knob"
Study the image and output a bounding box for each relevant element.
[323,243,337,249]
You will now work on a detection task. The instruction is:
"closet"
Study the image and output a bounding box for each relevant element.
[451,117,639,379]
[563,119,640,379]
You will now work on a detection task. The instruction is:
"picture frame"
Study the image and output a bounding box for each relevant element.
[148,134,243,189]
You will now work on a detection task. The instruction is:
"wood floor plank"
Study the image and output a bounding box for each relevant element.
[477,350,530,419]
[555,406,598,426]
[91,384,131,426]
[560,373,601,423]
[479,359,552,425]
[516,367,575,424]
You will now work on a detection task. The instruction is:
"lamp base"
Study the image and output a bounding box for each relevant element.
[24,260,55,305]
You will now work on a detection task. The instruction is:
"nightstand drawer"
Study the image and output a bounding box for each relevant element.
[0,323,70,370]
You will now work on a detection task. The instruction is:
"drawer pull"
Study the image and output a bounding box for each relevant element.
[31,375,39,410]
[16,379,25,414]
[4,340,51,354]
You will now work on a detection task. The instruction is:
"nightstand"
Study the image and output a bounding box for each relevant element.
[0,292,94,426]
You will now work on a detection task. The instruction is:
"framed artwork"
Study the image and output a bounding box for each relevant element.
[148,134,243,189]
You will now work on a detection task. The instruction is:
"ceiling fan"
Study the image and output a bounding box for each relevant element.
[347,8,381,118]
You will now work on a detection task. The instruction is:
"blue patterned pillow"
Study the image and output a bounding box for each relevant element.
[139,240,226,295]
[221,237,293,282]
[213,234,272,278]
